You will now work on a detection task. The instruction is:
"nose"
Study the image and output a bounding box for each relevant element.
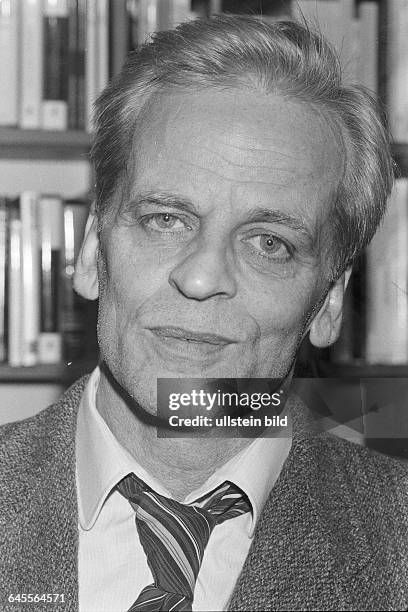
[168,239,237,301]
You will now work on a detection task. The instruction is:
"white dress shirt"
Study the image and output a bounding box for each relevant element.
[76,367,292,612]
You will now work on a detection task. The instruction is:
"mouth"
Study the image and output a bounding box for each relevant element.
[148,326,237,346]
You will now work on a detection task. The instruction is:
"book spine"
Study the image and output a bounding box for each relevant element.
[38,195,64,364]
[76,0,86,130]
[127,0,142,51]
[42,0,70,131]
[365,178,408,364]
[157,0,172,30]
[85,0,98,133]
[20,192,40,366]
[0,198,7,362]
[96,0,109,94]
[62,200,89,360]
[386,0,408,140]
[170,0,194,28]
[0,0,18,126]
[67,0,79,129]
[357,1,379,93]
[7,200,22,367]
[109,0,128,77]
[20,0,43,129]
[137,0,158,45]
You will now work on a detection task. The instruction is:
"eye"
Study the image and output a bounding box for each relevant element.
[142,212,190,232]
[244,233,291,261]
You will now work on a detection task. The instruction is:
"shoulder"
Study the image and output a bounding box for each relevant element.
[305,432,408,535]
[0,376,88,481]
[313,431,407,489]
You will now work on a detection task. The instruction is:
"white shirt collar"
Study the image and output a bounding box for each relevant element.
[76,367,292,537]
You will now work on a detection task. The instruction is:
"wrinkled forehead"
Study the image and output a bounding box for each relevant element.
[127,87,345,209]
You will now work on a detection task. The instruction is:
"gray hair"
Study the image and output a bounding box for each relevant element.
[91,14,394,279]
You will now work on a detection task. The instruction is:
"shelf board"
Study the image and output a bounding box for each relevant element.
[316,361,408,379]
[0,360,405,383]
[0,359,97,383]
[0,128,91,160]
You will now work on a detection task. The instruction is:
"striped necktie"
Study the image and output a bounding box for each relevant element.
[117,473,251,612]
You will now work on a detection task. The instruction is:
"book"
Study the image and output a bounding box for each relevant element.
[0,0,18,126]
[109,0,128,77]
[38,195,64,364]
[20,192,40,366]
[42,0,70,130]
[171,1,195,28]
[127,0,142,50]
[0,198,7,361]
[137,0,158,45]
[85,0,98,132]
[329,255,366,364]
[76,0,87,130]
[20,0,43,129]
[386,0,408,141]
[356,1,378,93]
[62,199,90,360]
[68,0,79,129]
[7,199,22,367]
[365,178,408,364]
[96,0,109,94]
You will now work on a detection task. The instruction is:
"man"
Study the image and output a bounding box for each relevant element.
[1,14,408,612]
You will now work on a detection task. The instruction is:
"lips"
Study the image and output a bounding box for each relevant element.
[148,326,237,346]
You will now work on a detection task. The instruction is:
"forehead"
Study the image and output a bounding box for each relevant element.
[128,88,344,217]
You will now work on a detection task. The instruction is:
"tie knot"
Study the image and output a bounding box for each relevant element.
[193,481,252,525]
[117,473,251,526]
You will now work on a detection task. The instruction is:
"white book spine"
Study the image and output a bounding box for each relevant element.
[96,0,109,96]
[20,0,43,129]
[171,0,194,27]
[0,0,18,125]
[8,216,22,367]
[86,0,98,133]
[365,179,408,364]
[386,0,408,140]
[20,192,40,366]
[138,0,158,43]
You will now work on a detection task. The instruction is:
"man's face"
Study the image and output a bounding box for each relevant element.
[94,88,344,410]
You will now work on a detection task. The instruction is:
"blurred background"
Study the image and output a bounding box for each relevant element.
[0,0,407,455]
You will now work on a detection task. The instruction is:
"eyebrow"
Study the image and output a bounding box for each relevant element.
[127,191,316,247]
[246,208,316,244]
[126,191,199,215]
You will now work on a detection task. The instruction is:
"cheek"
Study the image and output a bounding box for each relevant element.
[245,278,319,340]
[99,232,161,311]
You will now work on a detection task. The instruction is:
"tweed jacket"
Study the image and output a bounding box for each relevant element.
[1,376,408,612]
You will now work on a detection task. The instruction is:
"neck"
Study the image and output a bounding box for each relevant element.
[95,367,252,501]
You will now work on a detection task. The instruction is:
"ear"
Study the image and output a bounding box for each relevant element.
[309,267,352,348]
[73,211,99,300]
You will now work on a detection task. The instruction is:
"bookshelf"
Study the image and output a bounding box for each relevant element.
[0,360,96,384]
[0,129,91,160]
[0,0,407,420]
